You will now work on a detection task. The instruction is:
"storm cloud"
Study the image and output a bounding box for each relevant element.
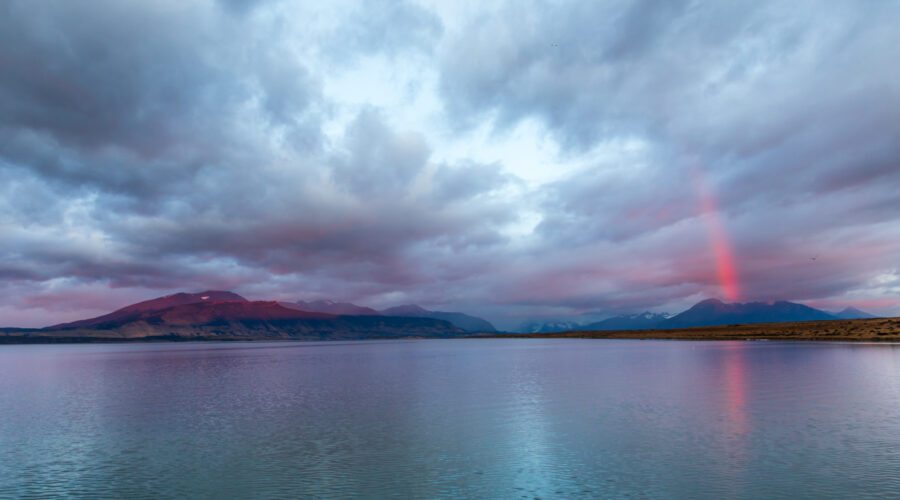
[1,0,898,328]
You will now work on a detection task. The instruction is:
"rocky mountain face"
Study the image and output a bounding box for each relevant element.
[49,291,248,329]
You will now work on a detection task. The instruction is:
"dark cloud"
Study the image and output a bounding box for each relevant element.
[0,0,325,208]
[0,0,515,326]
[0,0,898,328]
[1,2,244,153]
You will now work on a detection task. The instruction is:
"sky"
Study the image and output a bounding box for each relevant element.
[1,0,899,329]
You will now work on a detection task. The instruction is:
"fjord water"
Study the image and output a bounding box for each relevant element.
[1,340,898,498]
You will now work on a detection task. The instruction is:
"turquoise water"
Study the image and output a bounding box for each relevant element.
[1,339,899,498]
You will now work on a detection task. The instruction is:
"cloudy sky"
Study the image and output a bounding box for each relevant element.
[1,0,899,328]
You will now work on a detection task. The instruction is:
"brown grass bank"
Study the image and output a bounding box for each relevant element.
[484,317,900,341]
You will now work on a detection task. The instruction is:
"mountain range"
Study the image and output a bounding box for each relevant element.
[829,307,878,320]
[286,300,381,316]
[381,304,497,332]
[0,291,882,343]
[584,312,673,331]
[282,300,496,332]
[524,299,880,332]
[661,299,835,328]
[519,320,586,334]
[1,291,496,342]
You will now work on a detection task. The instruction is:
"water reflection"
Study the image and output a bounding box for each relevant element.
[1,340,899,498]
[716,342,751,499]
[722,342,748,437]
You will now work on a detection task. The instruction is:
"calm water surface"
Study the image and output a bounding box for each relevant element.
[1,339,899,499]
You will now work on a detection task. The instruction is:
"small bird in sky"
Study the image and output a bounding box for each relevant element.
[810,254,818,261]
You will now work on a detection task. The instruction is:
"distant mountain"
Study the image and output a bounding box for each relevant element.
[381,305,496,332]
[50,290,248,329]
[583,312,672,331]
[287,300,381,316]
[52,300,332,330]
[660,299,836,328]
[518,320,584,333]
[23,299,464,341]
[830,307,878,320]
[382,304,431,316]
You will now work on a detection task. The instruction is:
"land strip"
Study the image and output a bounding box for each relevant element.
[483,317,900,341]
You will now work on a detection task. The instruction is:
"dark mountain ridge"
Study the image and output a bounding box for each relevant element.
[830,307,878,320]
[283,300,497,332]
[565,299,876,332]
[584,312,672,331]
[381,304,497,332]
[659,299,836,328]
[287,300,381,316]
[518,320,585,333]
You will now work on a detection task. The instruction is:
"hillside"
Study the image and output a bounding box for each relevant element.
[50,290,248,329]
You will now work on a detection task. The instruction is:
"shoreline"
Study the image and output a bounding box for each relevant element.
[1,317,898,344]
[480,316,900,342]
[0,334,438,345]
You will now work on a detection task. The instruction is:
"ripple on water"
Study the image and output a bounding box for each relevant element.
[1,339,899,498]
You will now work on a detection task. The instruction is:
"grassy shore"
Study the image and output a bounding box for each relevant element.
[484,317,900,341]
